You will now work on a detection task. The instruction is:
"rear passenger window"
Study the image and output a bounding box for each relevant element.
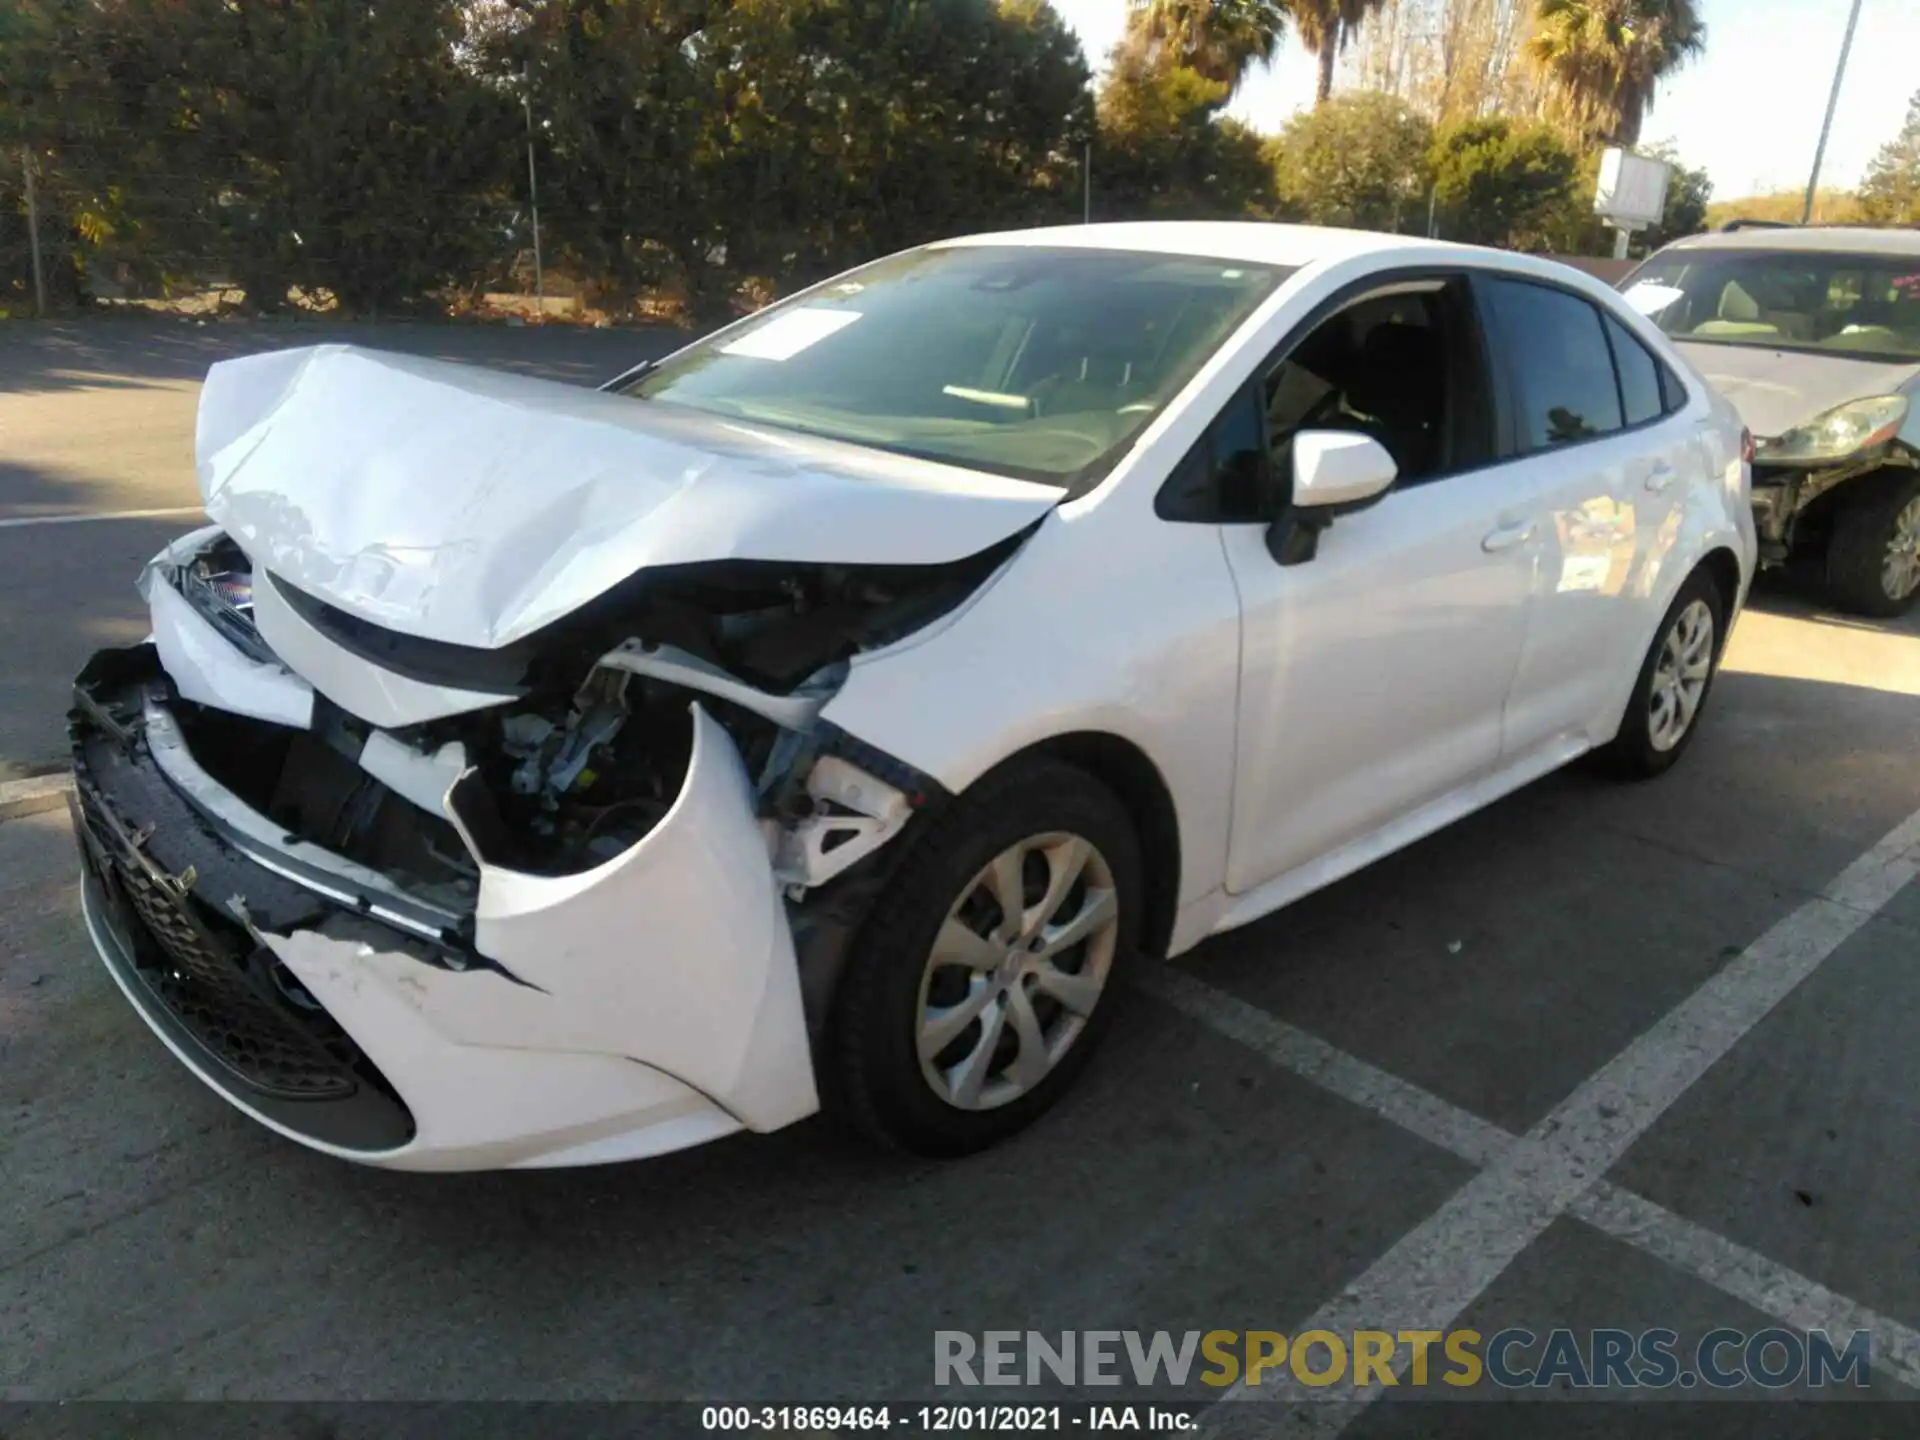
[1481,278,1624,451]
[1603,314,1663,426]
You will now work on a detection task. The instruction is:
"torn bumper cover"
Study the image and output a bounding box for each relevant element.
[70,639,821,1172]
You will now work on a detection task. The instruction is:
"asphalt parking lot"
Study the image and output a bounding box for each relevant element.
[3,319,1919,1432]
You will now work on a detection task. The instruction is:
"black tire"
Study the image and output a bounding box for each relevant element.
[831,756,1144,1157]
[1600,567,1728,780]
[1826,471,1920,618]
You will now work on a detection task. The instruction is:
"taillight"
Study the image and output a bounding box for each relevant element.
[1740,428,1755,465]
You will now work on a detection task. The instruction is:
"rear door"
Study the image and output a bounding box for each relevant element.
[1472,275,1700,760]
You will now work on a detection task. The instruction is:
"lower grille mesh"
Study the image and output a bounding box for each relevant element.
[84,813,357,1101]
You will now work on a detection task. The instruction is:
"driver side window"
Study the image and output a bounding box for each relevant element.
[1155,274,1492,525]
[1263,282,1489,492]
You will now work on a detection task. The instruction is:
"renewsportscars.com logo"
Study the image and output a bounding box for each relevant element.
[934,1328,1874,1391]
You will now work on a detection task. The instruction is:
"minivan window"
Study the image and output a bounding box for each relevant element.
[1481,278,1624,451]
[1624,248,1920,362]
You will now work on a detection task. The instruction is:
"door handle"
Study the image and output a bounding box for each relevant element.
[1644,462,1677,494]
[1481,521,1535,554]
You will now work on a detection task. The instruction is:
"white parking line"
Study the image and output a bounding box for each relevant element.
[1140,801,1920,1428]
[1142,967,1510,1167]
[1143,965,1920,1397]
[0,770,73,821]
[0,506,203,531]
[1568,1184,1920,1392]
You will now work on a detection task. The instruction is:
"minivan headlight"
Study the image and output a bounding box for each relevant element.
[1755,395,1909,464]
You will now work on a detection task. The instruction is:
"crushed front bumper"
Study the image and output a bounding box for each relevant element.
[70,642,818,1171]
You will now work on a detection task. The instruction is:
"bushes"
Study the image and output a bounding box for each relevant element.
[1268,92,1433,232]
[1429,116,1578,249]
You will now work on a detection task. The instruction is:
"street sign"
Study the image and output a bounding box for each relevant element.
[1594,148,1672,231]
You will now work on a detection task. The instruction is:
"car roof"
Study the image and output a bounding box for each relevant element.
[934,221,1454,269]
[1655,226,1920,256]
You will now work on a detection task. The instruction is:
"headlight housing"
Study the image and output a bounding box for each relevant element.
[1754,395,1909,465]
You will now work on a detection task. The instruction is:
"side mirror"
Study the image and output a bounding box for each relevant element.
[1293,430,1398,509]
[1266,430,1398,566]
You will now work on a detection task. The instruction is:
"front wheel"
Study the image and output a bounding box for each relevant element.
[1827,472,1920,618]
[830,757,1143,1156]
[1601,569,1727,779]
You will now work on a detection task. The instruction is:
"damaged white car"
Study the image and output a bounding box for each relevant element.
[71,223,1754,1171]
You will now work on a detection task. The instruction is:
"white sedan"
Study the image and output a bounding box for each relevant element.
[70,222,1755,1169]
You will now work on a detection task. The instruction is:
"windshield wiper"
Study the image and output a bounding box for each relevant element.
[600,358,659,393]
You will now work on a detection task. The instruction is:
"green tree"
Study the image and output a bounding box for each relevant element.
[1126,0,1288,96]
[57,0,513,311]
[1268,90,1431,229]
[1857,88,1920,226]
[1093,41,1275,219]
[1637,141,1710,248]
[1525,0,1705,149]
[1428,115,1578,249]
[0,0,140,306]
[1287,0,1390,107]
[492,0,1092,314]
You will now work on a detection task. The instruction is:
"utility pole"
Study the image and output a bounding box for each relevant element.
[1083,142,1092,224]
[523,84,544,313]
[20,145,46,318]
[1802,0,1863,225]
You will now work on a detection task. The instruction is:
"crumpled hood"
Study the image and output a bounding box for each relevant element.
[1672,341,1920,438]
[196,344,1062,649]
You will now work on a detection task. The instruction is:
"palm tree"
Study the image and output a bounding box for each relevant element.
[1128,0,1288,96]
[1287,0,1388,107]
[1525,0,1706,148]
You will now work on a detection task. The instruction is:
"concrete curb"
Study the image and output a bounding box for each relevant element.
[0,771,73,824]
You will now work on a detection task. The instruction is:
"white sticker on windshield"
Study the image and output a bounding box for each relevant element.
[1622,281,1685,317]
[719,306,862,360]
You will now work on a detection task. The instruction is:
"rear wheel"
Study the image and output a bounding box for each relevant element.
[831,757,1142,1156]
[1827,472,1920,617]
[1601,568,1726,779]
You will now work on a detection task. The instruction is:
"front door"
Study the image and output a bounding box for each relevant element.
[1221,276,1539,894]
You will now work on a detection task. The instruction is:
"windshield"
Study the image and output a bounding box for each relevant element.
[627,245,1292,493]
[1624,248,1920,363]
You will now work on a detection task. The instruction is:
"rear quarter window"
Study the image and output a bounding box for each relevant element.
[1602,313,1664,427]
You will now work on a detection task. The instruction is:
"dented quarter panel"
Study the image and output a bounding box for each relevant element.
[198,345,1062,650]
[819,498,1243,942]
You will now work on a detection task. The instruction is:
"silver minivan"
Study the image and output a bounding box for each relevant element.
[1623,224,1920,615]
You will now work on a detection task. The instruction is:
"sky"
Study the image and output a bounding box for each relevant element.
[1049,0,1919,200]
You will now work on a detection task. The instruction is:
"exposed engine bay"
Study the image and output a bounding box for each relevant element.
[144,527,1007,896]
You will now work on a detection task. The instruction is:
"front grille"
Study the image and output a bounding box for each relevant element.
[70,642,419,1151]
[77,795,358,1101]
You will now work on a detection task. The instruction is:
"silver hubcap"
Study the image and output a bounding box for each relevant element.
[1649,598,1715,752]
[915,832,1120,1112]
[1882,496,1920,601]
